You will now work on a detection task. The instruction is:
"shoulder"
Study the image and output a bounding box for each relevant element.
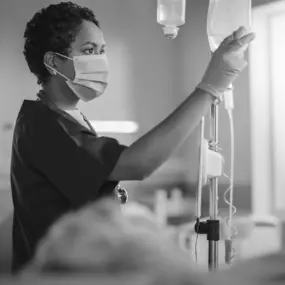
[14,100,86,139]
[12,100,61,150]
[13,100,126,159]
[15,100,58,130]
[14,100,126,151]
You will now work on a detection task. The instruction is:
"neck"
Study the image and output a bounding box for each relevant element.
[42,81,80,111]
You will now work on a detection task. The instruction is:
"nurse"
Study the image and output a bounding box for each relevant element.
[10,1,255,272]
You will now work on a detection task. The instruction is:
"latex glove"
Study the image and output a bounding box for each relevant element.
[197,26,256,100]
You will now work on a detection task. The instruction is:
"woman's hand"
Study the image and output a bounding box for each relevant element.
[198,26,256,99]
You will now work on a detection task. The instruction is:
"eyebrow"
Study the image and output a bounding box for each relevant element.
[81,41,106,49]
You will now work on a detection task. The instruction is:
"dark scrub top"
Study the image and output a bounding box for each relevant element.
[10,99,126,272]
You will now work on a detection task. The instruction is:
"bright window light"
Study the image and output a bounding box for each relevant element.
[90,121,139,134]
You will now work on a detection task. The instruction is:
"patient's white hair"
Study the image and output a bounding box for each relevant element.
[30,198,204,284]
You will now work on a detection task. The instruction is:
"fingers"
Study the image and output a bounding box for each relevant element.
[222,33,234,46]
[221,26,247,46]
[228,32,256,52]
[221,26,255,49]
[233,26,248,40]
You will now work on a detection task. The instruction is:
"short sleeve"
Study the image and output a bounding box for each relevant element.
[22,116,126,207]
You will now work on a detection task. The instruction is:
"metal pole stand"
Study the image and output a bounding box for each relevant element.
[195,101,220,271]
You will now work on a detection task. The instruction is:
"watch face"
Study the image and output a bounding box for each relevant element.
[116,185,128,204]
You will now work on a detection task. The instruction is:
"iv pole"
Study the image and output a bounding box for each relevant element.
[194,100,221,271]
[208,102,220,270]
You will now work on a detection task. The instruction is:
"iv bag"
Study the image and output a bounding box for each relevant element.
[157,0,186,39]
[207,0,252,52]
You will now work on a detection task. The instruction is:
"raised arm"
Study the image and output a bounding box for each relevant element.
[109,27,255,181]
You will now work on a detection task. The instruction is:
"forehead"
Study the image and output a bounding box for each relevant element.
[73,20,106,47]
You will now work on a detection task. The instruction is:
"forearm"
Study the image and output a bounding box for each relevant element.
[110,89,214,181]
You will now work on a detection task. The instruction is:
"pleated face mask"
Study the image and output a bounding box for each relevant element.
[45,53,109,102]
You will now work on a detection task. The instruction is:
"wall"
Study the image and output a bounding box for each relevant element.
[249,0,285,220]
[253,0,282,5]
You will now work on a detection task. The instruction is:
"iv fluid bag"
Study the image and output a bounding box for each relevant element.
[207,0,252,51]
[157,0,186,39]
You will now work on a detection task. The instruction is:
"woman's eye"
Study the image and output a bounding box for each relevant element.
[86,48,94,54]
[84,48,106,55]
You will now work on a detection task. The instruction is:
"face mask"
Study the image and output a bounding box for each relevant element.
[44,53,109,102]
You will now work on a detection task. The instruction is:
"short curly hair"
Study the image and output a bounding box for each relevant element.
[23,1,100,85]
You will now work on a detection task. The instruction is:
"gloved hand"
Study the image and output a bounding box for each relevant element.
[197,26,256,100]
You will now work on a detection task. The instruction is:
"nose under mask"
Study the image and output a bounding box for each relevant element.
[44,53,109,102]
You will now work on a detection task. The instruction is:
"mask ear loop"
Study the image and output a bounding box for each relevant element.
[44,62,71,81]
[43,52,74,80]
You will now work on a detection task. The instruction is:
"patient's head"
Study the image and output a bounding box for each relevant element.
[31,198,196,280]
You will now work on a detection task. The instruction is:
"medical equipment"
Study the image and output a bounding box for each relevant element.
[194,0,252,271]
[207,0,252,52]
[157,0,252,271]
[157,0,186,39]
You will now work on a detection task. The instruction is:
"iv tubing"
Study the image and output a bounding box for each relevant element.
[228,109,234,240]
[223,89,237,240]
[196,117,205,219]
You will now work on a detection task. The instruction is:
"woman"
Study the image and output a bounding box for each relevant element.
[10,1,255,272]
